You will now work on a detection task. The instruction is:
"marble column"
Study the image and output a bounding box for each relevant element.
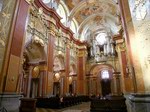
[65,42,70,93]
[113,72,122,95]
[77,49,86,95]
[27,66,33,98]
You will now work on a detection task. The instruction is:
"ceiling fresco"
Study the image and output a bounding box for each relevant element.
[42,0,121,42]
[74,2,117,24]
[63,0,121,41]
[64,0,83,11]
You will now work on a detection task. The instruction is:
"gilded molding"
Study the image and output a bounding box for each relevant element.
[66,43,71,49]
[116,39,126,52]
[48,30,56,37]
[117,42,126,52]
[77,51,86,57]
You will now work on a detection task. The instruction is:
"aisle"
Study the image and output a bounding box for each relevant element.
[36,102,90,112]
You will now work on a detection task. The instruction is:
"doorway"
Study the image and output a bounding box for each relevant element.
[30,78,39,98]
[53,82,60,96]
[69,84,73,94]
[101,79,111,96]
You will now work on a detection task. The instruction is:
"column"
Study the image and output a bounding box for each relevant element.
[27,66,33,98]
[3,0,30,93]
[65,41,70,93]
[113,72,122,95]
[0,0,19,92]
[77,49,86,94]
[118,0,145,92]
[39,72,43,97]
[116,42,134,93]
[47,28,55,95]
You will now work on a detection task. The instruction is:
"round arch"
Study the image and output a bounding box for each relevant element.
[90,64,115,75]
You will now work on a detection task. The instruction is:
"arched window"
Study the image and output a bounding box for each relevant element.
[70,20,76,34]
[70,18,78,34]
[95,32,107,45]
[56,3,68,25]
[101,70,109,79]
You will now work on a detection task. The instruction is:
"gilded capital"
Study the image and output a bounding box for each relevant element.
[77,50,86,57]
[116,42,126,52]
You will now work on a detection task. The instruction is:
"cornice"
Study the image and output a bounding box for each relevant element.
[34,0,86,46]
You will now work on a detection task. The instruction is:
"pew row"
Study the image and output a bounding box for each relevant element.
[36,95,89,109]
[90,95,127,112]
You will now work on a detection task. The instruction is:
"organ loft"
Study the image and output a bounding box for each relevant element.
[0,0,150,112]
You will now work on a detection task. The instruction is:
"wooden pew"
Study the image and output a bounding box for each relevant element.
[90,95,127,112]
[36,95,89,109]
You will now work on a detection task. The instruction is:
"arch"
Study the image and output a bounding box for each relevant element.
[89,64,115,77]
[56,0,69,26]
[70,18,79,34]
[90,64,114,73]
[78,12,118,35]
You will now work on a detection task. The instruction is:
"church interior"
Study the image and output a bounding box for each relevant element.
[0,0,150,112]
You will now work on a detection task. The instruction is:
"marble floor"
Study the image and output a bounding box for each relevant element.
[36,102,90,112]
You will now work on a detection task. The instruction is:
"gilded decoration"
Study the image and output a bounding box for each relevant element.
[116,41,126,52]
[27,5,49,45]
[77,50,87,57]
[0,0,15,46]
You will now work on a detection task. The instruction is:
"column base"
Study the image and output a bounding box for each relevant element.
[0,93,23,112]
[127,93,150,112]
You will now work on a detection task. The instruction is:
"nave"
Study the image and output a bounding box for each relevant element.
[0,0,150,112]
[37,102,90,112]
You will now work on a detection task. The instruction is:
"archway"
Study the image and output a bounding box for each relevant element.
[69,63,77,94]
[53,55,65,96]
[88,64,114,96]
[100,70,112,96]
[22,40,47,98]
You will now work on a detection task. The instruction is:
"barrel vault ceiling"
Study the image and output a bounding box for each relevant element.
[62,0,122,42]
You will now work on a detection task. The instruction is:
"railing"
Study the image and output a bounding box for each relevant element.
[0,107,7,112]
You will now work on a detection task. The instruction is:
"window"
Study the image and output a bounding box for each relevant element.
[101,70,109,79]
[56,3,67,25]
[70,18,78,34]
[95,32,107,45]
[70,20,76,34]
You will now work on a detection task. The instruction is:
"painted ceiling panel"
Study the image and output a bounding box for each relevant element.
[42,0,122,42]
